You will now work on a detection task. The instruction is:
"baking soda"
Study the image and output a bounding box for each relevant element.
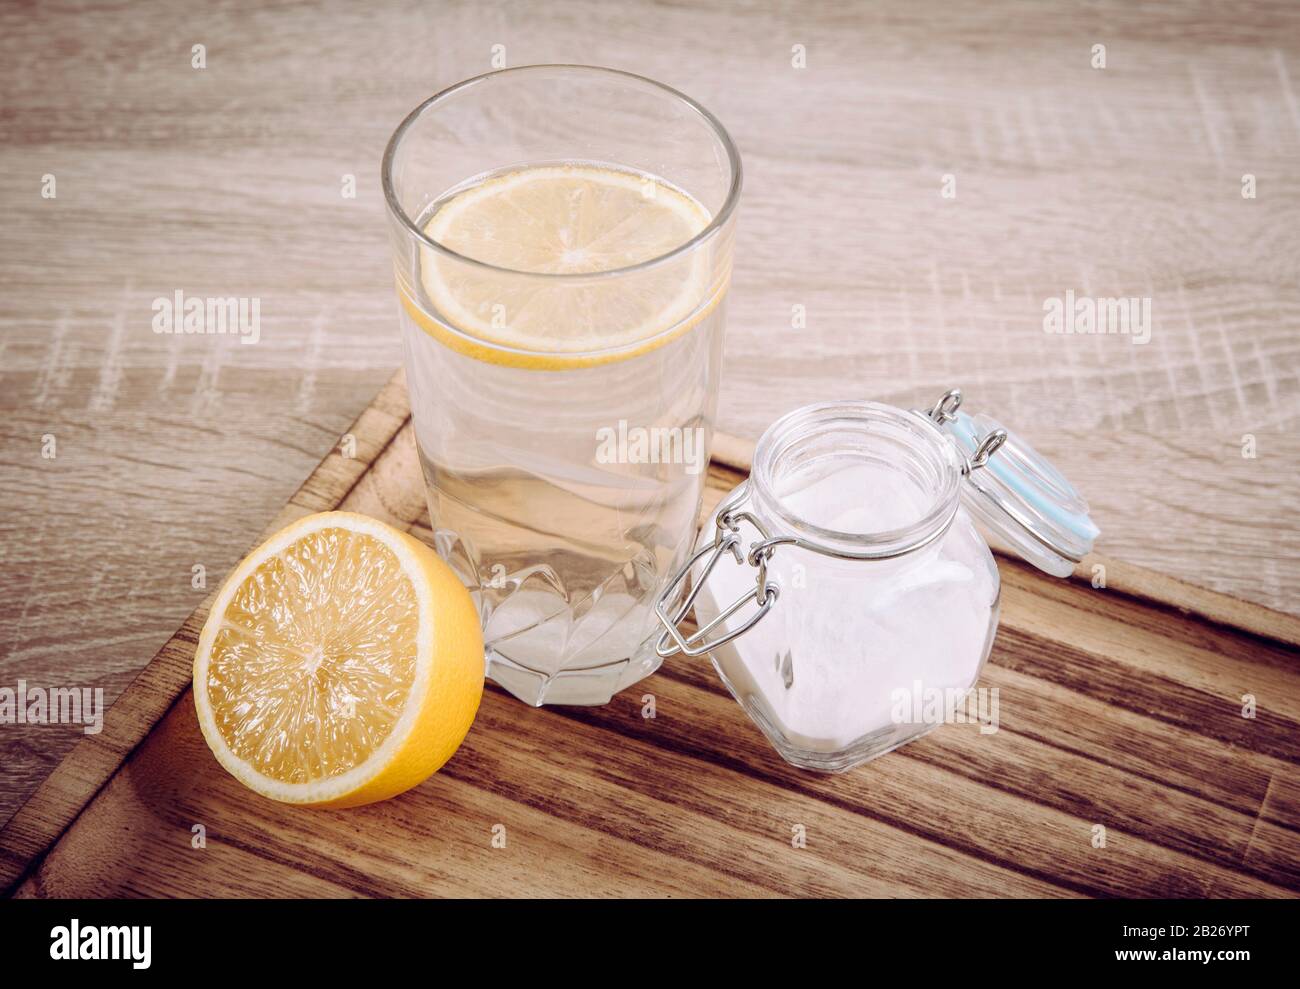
[698,458,998,753]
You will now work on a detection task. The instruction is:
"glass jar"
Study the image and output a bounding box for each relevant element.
[657,389,1098,772]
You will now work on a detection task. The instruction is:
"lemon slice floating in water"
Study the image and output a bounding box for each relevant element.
[406,163,722,369]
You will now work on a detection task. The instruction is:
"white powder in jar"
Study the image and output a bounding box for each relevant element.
[698,459,998,754]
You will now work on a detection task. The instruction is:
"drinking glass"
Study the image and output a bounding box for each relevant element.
[382,65,741,705]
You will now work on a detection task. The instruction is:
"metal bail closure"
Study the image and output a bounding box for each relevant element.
[655,491,781,659]
[924,388,1100,578]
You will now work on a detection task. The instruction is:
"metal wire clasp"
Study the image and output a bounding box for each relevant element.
[925,388,1007,475]
[654,488,781,659]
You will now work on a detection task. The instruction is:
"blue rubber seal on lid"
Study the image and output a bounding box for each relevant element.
[941,409,1099,578]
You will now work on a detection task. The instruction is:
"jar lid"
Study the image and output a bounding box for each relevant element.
[925,389,1099,578]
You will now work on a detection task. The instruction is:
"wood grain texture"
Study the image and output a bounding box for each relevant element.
[1,0,1298,831]
[2,372,1297,899]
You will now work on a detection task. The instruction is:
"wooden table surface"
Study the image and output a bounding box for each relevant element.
[1,0,1297,830]
[4,374,1296,899]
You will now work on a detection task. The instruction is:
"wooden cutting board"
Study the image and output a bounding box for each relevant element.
[3,369,1298,898]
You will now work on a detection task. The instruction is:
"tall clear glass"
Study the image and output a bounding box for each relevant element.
[383,66,741,706]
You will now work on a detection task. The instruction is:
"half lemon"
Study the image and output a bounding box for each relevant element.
[193,511,484,808]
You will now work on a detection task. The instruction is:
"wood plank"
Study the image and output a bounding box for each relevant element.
[553,670,1293,898]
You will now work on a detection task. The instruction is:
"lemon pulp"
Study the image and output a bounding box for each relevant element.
[193,512,484,807]
[205,526,417,784]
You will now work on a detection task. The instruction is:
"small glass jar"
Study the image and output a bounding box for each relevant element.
[657,389,1098,772]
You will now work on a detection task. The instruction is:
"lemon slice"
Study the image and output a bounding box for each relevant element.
[193,511,483,808]
[407,163,723,369]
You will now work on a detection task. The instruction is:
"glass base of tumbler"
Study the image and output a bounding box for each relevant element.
[486,637,664,706]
